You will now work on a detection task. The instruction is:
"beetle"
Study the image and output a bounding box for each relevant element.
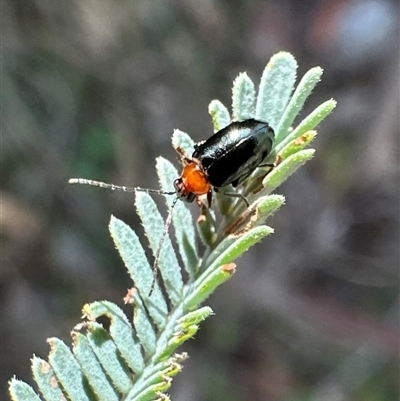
[173,118,275,205]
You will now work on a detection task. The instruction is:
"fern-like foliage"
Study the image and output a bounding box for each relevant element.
[9,52,336,401]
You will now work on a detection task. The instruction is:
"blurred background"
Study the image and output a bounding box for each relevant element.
[2,0,399,400]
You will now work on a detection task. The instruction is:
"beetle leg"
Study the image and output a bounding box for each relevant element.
[259,154,281,168]
[207,189,213,207]
[258,162,275,168]
[216,190,249,207]
[258,152,281,170]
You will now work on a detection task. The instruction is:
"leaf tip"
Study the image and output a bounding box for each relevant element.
[109,214,117,226]
[268,51,297,68]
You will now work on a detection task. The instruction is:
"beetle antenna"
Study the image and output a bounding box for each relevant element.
[69,178,175,195]
[149,196,179,296]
